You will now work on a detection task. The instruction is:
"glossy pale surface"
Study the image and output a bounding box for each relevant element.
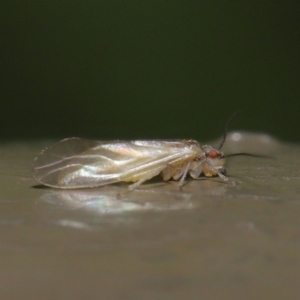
[1,133,300,299]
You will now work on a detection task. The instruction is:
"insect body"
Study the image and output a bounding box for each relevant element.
[32,138,227,190]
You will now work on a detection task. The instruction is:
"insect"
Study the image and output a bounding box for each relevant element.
[32,138,227,190]
[32,116,236,190]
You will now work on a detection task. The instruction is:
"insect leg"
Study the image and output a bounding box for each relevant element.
[189,163,203,179]
[162,154,194,181]
[215,169,228,181]
[178,162,191,187]
[128,165,167,191]
[205,162,228,181]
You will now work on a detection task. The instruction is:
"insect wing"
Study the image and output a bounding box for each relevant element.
[33,138,106,188]
[32,138,197,188]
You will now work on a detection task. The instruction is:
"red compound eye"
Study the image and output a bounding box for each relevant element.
[206,149,220,158]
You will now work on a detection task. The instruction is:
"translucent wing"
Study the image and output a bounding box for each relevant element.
[32,138,197,188]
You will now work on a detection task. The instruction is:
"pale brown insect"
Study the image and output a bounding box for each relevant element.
[32,138,227,190]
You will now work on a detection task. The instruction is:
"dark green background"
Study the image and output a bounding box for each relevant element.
[1,1,299,142]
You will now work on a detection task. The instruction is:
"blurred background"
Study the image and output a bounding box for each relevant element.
[1,1,299,142]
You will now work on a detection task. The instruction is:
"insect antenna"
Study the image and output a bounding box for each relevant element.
[218,111,239,150]
[217,112,273,159]
[226,153,272,159]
